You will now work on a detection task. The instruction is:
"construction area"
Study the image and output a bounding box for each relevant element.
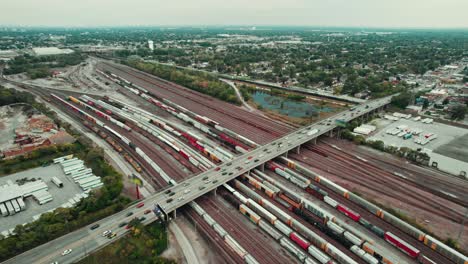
[0,104,75,159]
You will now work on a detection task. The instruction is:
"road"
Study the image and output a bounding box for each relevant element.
[221,78,255,112]
[2,95,392,264]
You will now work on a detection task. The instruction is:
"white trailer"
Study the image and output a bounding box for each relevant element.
[51,177,64,188]
[11,199,21,213]
[17,198,26,210]
[0,203,8,216]
[5,201,15,215]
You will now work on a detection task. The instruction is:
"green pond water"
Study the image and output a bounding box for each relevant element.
[252,92,333,118]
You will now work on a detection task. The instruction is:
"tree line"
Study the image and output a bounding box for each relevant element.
[125,59,241,105]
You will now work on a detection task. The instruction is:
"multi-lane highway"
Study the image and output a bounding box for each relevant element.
[3,95,392,264]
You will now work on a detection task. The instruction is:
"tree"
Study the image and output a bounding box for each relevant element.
[449,104,467,120]
[391,92,413,109]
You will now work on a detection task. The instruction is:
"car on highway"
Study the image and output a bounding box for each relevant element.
[126,212,133,217]
[90,224,100,230]
[165,190,171,194]
[221,172,227,175]
[183,182,190,187]
[168,192,175,197]
[144,209,152,214]
[108,232,117,239]
[184,189,191,194]
[136,202,144,208]
[177,196,185,201]
[204,179,211,184]
[118,222,127,228]
[139,216,146,221]
[61,249,72,256]
[214,167,221,171]
[254,159,259,163]
[102,230,112,237]
[212,180,218,184]
[199,186,206,190]
[226,162,232,166]
[166,198,173,203]
[202,176,209,180]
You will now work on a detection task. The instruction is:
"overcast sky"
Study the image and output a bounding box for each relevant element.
[2,0,467,28]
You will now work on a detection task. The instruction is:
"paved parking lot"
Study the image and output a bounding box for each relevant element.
[0,164,83,234]
[367,118,468,161]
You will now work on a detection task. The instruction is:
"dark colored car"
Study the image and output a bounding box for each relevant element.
[90,224,100,230]
[126,212,133,217]
[118,222,127,228]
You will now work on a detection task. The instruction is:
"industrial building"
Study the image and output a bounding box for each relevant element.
[0,180,50,217]
[32,47,74,56]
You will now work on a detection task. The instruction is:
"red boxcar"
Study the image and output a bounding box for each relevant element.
[337,204,361,222]
[290,232,310,250]
[384,232,420,258]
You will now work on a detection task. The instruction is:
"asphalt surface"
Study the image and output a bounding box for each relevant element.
[2,95,392,264]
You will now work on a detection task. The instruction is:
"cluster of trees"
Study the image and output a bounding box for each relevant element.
[3,53,86,78]
[126,59,241,105]
[0,87,129,261]
[390,91,414,109]
[78,222,174,264]
[449,104,467,121]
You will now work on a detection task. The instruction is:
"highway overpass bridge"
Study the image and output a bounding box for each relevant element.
[4,95,392,264]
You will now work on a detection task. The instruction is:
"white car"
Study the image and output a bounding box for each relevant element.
[177,196,185,201]
[61,249,72,256]
[102,230,112,237]
[183,189,191,194]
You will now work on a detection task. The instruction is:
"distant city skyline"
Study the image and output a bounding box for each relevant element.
[2,0,468,28]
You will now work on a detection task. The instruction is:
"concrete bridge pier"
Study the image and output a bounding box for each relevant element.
[258,163,265,172]
[293,145,300,154]
[172,209,177,220]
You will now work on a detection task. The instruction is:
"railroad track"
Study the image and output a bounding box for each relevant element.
[98,62,291,143]
[290,159,457,264]
[292,147,464,224]
[309,142,467,221]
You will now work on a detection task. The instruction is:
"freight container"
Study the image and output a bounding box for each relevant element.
[244,254,260,264]
[225,235,248,258]
[213,223,227,238]
[344,231,363,246]
[202,213,216,227]
[274,220,293,236]
[384,232,420,258]
[304,257,319,264]
[290,232,311,250]
[326,243,359,264]
[308,245,331,264]
[324,196,338,208]
[327,221,344,235]
[258,220,283,241]
[246,199,277,224]
[239,204,261,224]
[337,204,361,221]
[280,237,307,262]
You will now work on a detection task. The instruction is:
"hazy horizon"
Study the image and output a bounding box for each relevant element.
[2,0,468,29]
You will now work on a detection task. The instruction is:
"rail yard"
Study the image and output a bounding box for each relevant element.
[1,58,467,264]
